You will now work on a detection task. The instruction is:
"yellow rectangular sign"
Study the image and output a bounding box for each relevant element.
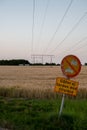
[54,77,79,96]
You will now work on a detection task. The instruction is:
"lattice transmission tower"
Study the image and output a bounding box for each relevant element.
[31,54,54,64]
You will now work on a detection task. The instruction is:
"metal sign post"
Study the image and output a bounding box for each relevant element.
[58,77,70,118]
[59,93,65,118]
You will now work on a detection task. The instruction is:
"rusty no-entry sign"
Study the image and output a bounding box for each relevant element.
[61,55,81,78]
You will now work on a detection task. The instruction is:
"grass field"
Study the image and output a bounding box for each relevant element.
[0,97,87,130]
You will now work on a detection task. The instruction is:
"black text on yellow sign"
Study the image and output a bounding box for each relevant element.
[54,77,79,96]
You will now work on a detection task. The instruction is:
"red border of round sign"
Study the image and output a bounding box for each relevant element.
[61,55,81,78]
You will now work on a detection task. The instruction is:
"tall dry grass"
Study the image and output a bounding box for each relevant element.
[0,66,87,99]
[0,87,87,99]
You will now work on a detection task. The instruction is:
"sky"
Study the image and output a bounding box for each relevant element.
[0,0,87,64]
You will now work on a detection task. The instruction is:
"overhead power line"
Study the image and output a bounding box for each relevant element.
[44,0,74,53]
[57,36,87,55]
[67,36,87,52]
[31,0,35,54]
[49,12,87,54]
[38,0,50,47]
[72,40,87,52]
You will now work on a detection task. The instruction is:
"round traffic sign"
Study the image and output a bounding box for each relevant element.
[61,55,81,78]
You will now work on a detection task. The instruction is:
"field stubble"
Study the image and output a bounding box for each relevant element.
[0,66,87,98]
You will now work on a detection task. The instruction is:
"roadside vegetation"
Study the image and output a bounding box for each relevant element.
[0,88,87,130]
[0,87,87,99]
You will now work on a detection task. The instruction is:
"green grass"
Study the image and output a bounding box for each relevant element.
[0,97,87,130]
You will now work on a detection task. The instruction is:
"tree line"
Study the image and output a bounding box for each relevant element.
[1,59,87,66]
[0,59,30,66]
[0,59,60,66]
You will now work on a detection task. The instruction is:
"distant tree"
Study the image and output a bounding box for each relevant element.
[57,63,60,66]
[31,63,43,66]
[84,63,87,66]
[0,59,30,66]
[45,63,56,66]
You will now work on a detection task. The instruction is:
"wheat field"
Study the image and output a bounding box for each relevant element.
[0,66,87,98]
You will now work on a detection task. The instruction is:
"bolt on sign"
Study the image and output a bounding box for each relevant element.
[61,55,81,78]
[54,77,79,96]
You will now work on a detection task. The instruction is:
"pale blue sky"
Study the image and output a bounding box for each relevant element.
[0,0,87,64]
